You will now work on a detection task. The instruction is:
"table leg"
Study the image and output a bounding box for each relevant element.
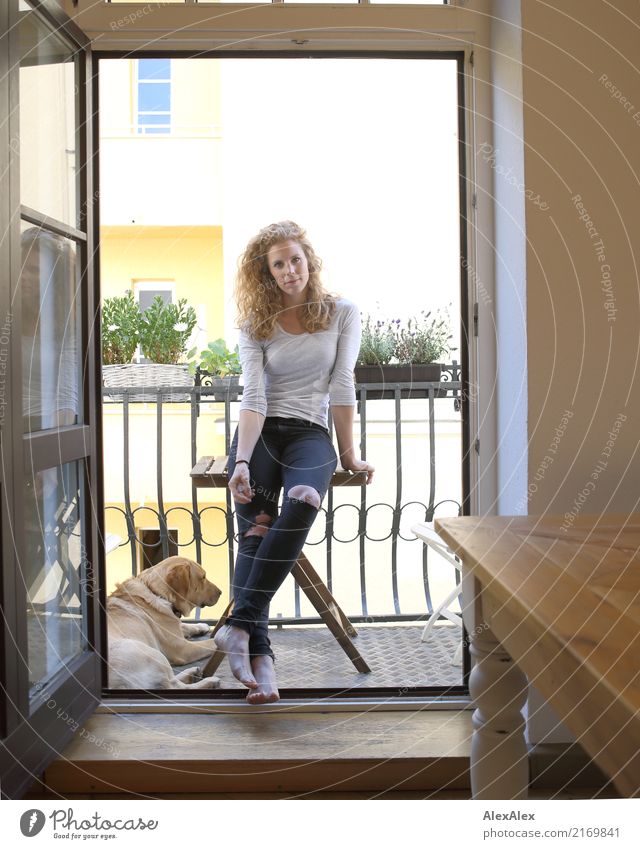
[469,625,529,799]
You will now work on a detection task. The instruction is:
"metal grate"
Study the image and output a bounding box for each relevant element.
[188,624,462,691]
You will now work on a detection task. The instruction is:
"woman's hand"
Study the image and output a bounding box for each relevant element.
[341,457,375,485]
[228,464,254,504]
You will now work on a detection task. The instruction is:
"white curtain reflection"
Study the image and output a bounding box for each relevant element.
[19,4,77,227]
[21,227,80,432]
[24,463,85,693]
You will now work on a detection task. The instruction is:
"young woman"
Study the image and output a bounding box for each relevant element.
[214,221,374,704]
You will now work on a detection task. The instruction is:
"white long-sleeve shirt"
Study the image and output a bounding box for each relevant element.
[239,298,361,429]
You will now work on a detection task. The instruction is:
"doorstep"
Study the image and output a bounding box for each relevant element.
[43,708,472,796]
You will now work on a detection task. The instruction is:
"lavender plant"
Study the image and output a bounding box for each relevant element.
[356,314,397,365]
[393,310,452,365]
[358,309,453,366]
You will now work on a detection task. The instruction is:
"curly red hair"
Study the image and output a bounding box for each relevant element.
[235,221,337,341]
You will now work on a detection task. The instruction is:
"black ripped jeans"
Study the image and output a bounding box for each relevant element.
[227,416,338,659]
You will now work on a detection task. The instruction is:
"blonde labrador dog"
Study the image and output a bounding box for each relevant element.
[107,556,222,689]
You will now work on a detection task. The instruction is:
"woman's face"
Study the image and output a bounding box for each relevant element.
[266,240,310,302]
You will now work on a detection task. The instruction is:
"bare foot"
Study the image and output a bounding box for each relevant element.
[246,655,280,704]
[214,624,258,689]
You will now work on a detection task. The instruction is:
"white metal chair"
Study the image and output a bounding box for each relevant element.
[411,521,463,665]
[104,533,122,555]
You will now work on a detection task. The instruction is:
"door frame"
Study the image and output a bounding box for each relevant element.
[93,47,473,702]
[0,0,105,799]
[1,16,482,799]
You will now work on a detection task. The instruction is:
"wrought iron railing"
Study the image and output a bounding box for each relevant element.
[102,362,462,625]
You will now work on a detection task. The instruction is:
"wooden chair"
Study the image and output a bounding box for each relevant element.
[191,456,371,676]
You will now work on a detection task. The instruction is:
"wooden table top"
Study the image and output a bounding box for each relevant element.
[434,513,640,796]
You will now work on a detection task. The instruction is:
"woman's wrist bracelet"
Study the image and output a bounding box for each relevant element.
[235,459,250,466]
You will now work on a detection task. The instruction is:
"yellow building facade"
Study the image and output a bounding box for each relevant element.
[100,59,232,611]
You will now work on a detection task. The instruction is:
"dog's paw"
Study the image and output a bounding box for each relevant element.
[174,666,202,684]
[182,622,213,640]
[201,675,220,688]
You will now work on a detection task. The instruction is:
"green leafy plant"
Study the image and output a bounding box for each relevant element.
[139,296,197,365]
[102,292,141,365]
[188,338,242,377]
[393,310,453,365]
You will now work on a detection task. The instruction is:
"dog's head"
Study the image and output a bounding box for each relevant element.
[141,557,222,617]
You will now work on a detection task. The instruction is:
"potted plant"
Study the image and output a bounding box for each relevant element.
[139,296,197,365]
[355,310,453,399]
[102,292,141,365]
[102,295,197,402]
[188,338,242,402]
[102,292,144,401]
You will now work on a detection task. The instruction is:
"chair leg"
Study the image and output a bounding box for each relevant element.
[292,554,370,674]
[421,582,463,641]
[203,564,370,676]
[294,554,358,636]
[201,646,226,678]
[209,599,234,639]
[200,600,234,677]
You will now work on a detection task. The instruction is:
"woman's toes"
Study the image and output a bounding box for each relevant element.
[246,656,279,704]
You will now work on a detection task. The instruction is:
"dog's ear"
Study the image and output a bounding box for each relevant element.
[165,562,191,600]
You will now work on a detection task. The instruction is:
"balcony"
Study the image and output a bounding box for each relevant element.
[102,368,466,696]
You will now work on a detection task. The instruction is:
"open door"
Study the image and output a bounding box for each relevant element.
[0,0,104,798]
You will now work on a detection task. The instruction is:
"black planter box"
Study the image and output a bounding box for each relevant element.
[354,363,444,399]
[197,374,241,402]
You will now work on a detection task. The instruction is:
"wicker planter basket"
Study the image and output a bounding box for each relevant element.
[354,363,443,400]
[102,363,193,403]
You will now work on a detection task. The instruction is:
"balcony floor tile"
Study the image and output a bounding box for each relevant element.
[206,623,463,691]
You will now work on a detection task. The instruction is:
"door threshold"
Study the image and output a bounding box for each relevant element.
[43,707,473,795]
[98,695,472,714]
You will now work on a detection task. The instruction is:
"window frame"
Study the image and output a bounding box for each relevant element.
[135,57,172,135]
[0,0,105,798]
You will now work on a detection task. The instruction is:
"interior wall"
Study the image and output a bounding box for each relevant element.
[517,0,640,745]
[522,0,640,520]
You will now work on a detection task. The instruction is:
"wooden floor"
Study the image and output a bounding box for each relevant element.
[27,788,621,800]
[42,709,473,797]
[36,708,618,799]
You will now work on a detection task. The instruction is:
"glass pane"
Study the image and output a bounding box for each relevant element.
[138,116,171,135]
[21,222,82,433]
[19,1,79,227]
[138,113,171,124]
[25,462,87,699]
[138,59,171,81]
[138,82,171,112]
[107,0,270,3]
